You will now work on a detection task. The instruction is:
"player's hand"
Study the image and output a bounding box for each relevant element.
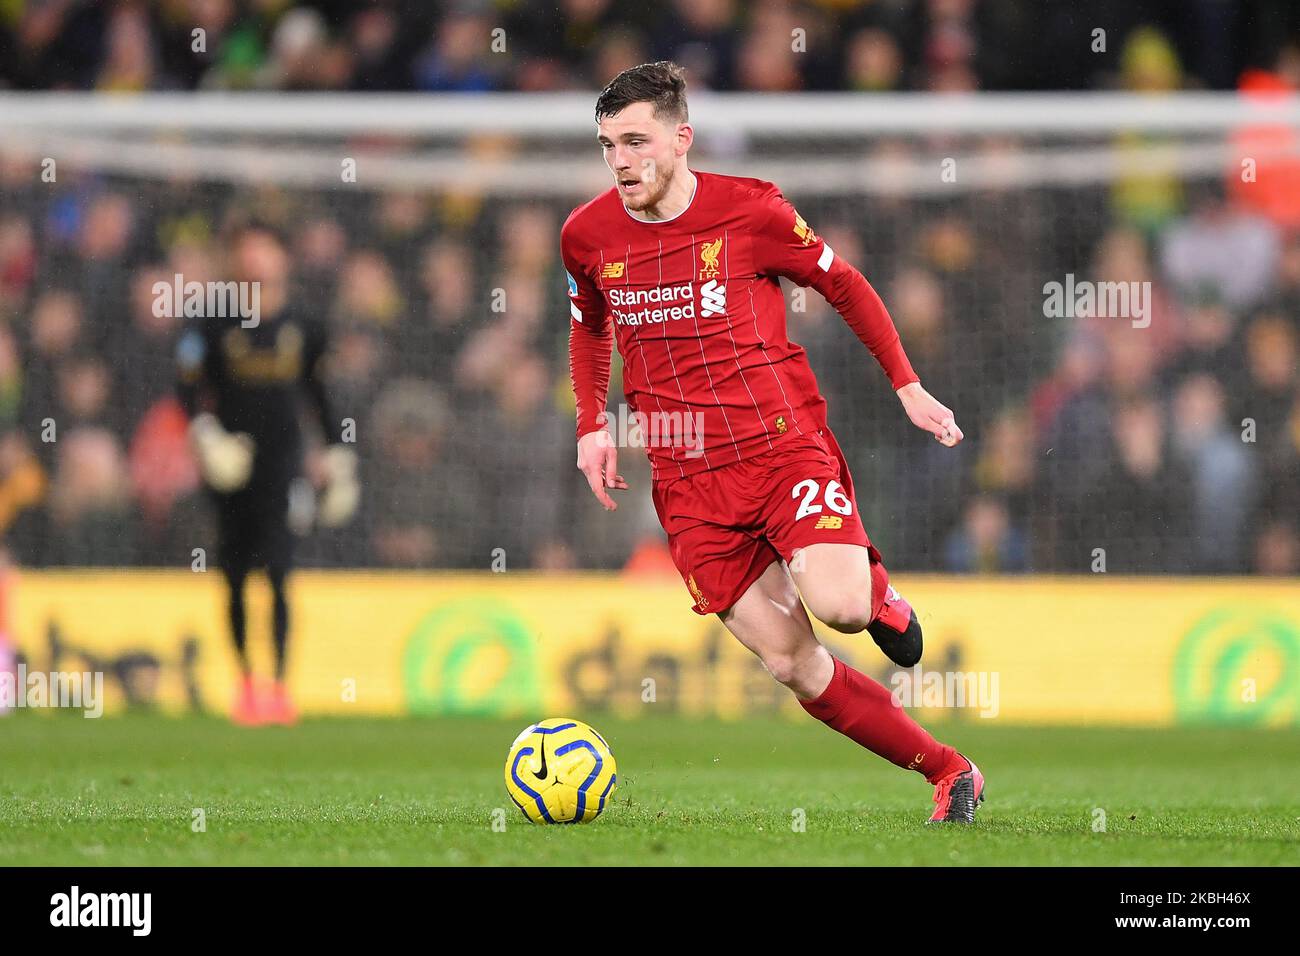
[577,429,628,511]
[896,382,964,447]
[189,413,255,491]
[317,444,360,527]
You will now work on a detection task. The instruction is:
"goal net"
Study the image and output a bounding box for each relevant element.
[1,92,1297,575]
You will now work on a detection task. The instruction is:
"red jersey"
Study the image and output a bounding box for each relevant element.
[564,169,917,481]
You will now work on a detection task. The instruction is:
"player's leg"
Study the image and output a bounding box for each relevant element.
[260,563,297,725]
[657,460,984,822]
[789,541,872,632]
[267,564,290,682]
[216,491,261,725]
[719,558,833,699]
[224,560,250,671]
[221,554,260,725]
[764,428,922,666]
[260,475,299,726]
[719,558,984,822]
[791,542,923,667]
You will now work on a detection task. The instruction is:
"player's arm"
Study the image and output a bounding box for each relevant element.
[752,188,963,447]
[175,319,256,490]
[302,320,358,527]
[563,221,627,511]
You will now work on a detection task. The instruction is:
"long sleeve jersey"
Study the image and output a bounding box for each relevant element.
[564,169,918,481]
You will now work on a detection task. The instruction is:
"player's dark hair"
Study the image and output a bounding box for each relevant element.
[594,61,688,125]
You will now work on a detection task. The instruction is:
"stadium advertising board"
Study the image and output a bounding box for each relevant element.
[6,572,1297,726]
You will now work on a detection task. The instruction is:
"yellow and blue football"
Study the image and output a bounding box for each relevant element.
[504,718,617,824]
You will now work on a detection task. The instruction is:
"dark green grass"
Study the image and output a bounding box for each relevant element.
[1,714,1297,865]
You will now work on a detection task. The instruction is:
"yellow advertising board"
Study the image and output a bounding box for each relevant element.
[6,571,1299,725]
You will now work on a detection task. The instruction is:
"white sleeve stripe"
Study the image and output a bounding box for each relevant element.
[570,301,582,323]
[817,242,834,272]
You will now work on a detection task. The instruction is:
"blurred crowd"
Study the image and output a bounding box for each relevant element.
[1,0,1298,94]
[0,3,1298,576]
[1,134,1297,576]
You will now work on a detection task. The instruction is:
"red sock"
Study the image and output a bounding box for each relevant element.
[868,557,889,621]
[801,657,960,784]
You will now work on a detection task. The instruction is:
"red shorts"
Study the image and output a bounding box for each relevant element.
[651,427,882,615]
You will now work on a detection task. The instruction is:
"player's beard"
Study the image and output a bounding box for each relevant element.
[622,159,675,213]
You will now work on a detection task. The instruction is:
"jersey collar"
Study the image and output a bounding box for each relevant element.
[619,169,699,225]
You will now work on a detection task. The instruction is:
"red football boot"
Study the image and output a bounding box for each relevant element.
[927,755,985,824]
[263,681,298,726]
[867,584,924,667]
[230,675,263,727]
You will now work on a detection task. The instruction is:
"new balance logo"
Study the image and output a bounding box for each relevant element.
[700,279,727,317]
[814,515,843,530]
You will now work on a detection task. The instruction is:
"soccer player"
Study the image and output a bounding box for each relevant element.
[564,62,984,822]
[176,222,358,726]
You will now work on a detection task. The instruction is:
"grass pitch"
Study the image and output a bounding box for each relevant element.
[1,714,1297,866]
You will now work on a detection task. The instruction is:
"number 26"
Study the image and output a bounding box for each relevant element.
[791,479,852,520]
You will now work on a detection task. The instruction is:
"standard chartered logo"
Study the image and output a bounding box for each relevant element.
[609,282,727,325]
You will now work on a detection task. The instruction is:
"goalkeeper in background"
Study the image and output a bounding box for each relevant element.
[176,222,358,725]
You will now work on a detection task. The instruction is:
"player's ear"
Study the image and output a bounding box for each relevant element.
[675,123,694,156]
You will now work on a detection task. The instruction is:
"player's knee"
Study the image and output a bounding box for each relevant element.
[761,649,830,698]
[810,592,873,634]
[760,652,802,688]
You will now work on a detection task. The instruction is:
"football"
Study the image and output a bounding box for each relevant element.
[504,718,617,824]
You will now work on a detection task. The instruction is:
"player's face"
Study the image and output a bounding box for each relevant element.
[597,102,687,212]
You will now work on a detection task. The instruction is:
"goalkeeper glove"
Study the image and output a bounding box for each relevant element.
[189,413,255,492]
[317,444,359,527]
